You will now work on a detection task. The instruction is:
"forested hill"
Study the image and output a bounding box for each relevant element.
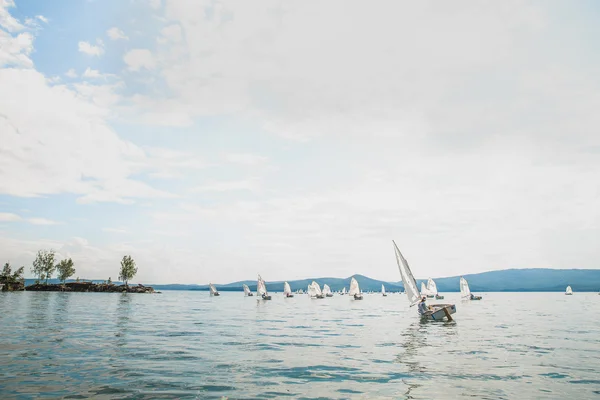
[149,269,600,292]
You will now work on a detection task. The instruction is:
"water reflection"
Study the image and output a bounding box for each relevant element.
[115,293,132,347]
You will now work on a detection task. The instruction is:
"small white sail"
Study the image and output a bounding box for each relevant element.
[323,284,332,296]
[392,241,421,306]
[308,281,323,297]
[342,287,347,295]
[381,284,386,295]
[257,274,268,296]
[427,278,438,296]
[460,277,471,298]
[243,284,251,296]
[420,282,429,296]
[348,277,361,296]
[566,286,573,295]
[284,282,292,296]
[209,283,218,295]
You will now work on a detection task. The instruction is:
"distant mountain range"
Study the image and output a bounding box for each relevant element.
[24,268,600,292]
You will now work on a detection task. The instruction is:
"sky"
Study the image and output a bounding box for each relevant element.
[1,0,599,284]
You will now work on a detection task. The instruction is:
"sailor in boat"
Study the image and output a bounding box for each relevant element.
[417,296,432,317]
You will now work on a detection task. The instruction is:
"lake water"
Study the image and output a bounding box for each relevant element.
[1,291,599,399]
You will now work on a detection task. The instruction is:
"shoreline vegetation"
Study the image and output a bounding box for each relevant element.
[1,250,153,293]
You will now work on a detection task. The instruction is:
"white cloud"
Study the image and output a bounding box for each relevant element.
[223,153,268,166]
[64,68,77,78]
[81,67,115,80]
[35,15,48,24]
[123,49,155,71]
[102,227,128,234]
[27,217,61,225]
[0,0,24,32]
[0,212,21,222]
[190,178,260,193]
[107,27,128,41]
[78,40,104,56]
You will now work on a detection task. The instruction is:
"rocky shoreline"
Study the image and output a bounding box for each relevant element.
[24,282,155,293]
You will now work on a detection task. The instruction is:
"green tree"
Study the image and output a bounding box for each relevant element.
[1,262,11,283]
[56,258,75,284]
[119,255,137,287]
[31,249,56,284]
[0,263,24,290]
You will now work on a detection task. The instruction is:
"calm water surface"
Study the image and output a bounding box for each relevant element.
[1,291,599,399]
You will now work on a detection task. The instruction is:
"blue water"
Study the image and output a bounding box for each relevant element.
[1,291,599,399]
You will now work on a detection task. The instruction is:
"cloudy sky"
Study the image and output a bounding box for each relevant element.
[1,0,599,284]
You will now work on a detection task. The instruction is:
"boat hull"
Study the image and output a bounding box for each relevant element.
[565,293,573,295]
[285,294,294,298]
[435,295,444,300]
[261,295,272,300]
[422,304,456,321]
[325,294,333,297]
[353,294,363,300]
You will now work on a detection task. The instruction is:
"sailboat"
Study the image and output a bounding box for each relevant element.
[341,287,347,295]
[460,277,482,300]
[393,241,456,321]
[283,282,294,298]
[427,278,444,300]
[209,283,220,296]
[257,274,271,300]
[243,284,253,296]
[308,281,325,299]
[420,282,434,298]
[382,284,387,297]
[348,277,363,300]
[323,284,333,297]
[565,286,573,295]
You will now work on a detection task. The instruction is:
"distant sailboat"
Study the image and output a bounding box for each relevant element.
[243,284,253,296]
[460,277,482,300]
[420,282,433,298]
[348,277,363,300]
[341,287,347,295]
[393,240,456,321]
[382,284,387,297]
[257,274,271,300]
[427,278,444,300]
[209,283,220,296]
[284,282,294,298]
[565,286,573,295]
[323,284,333,297]
[308,281,325,299]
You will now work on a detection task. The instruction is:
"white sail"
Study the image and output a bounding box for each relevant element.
[257,274,268,296]
[566,285,573,295]
[322,284,332,295]
[392,241,421,306]
[209,283,218,295]
[420,282,429,295]
[284,282,292,295]
[381,284,386,295]
[460,277,471,298]
[427,278,438,296]
[308,281,323,297]
[342,287,347,294]
[348,277,360,296]
[243,284,251,296]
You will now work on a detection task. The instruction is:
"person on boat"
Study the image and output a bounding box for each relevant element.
[470,293,475,300]
[262,293,269,300]
[418,296,430,316]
